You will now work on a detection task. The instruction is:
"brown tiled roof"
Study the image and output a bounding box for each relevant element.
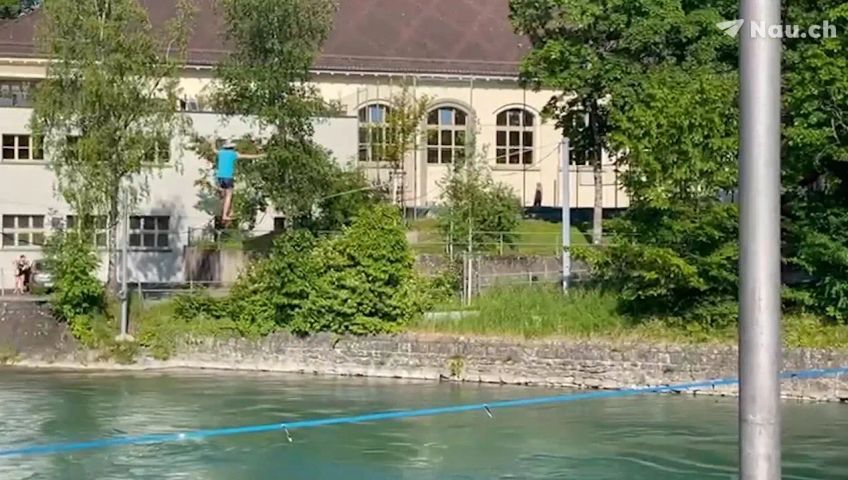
[0,0,528,77]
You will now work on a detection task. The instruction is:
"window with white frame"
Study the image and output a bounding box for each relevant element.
[1,134,44,161]
[495,108,535,165]
[358,103,391,162]
[144,138,171,165]
[129,216,170,250]
[66,215,108,248]
[0,79,38,107]
[1,215,46,248]
[426,106,468,164]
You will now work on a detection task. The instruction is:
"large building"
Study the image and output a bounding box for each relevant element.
[0,0,627,287]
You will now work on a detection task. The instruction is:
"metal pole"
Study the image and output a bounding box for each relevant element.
[738,0,782,478]
[560,137,571,292]
[118,189,131,341]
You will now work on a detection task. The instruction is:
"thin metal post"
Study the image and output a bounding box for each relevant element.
[560,137,571,292]
[738,1,782,479]
[118,189,132,341]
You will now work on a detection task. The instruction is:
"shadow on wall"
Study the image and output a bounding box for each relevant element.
[128,198,189,285]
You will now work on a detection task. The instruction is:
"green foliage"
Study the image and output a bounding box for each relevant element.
[0,0,20,18]
[438,156,522,253]
[44,231,107,337]
[136,297,236,360]
[577,204,739,327]
[31,0,193,289]
[292,204,424,335]
[229,231,319,336]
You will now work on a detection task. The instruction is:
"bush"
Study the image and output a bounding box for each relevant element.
[228,230,319,336]
[291,204,424,335]
[577,203,739,328]
[43,231,107,341]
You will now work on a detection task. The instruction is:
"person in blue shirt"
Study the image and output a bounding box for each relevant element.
[217,140,262,223]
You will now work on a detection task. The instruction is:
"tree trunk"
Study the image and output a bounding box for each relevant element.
[106,189,120,293]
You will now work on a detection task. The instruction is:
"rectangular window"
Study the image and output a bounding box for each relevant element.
[128,215,170,250]
[1,134,44,161]
[273,217,286,231]
[144,139,171,165]
[1,215,46,248]
[0,80,38,108]
[66,215,108,248]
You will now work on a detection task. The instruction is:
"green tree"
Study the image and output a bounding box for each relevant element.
[0,0,20,18]
[292,204,424,335]
[212,0,341,224]
[438,153,522,254]
[31,0,194,290]
[509,0,737,244]
[382,85,430,205]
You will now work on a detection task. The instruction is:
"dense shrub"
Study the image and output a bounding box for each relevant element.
[577,203,739,328]
[291,204,424,335]
[227,230,319,336]
[43,231,107,343]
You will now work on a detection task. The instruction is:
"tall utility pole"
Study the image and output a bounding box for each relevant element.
[560,137,571,292]
[738,0,782,478]
[117,188,132,341]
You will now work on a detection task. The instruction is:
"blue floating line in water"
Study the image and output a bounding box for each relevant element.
[1,367,846,459]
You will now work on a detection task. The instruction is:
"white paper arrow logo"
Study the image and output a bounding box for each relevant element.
[716,19,745,37]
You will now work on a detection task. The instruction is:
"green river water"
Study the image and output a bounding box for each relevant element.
[0,369,845,479]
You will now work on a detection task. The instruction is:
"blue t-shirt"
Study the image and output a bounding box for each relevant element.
[216,149,238,179]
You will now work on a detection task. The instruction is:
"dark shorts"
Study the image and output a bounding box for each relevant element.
[217,177,234,189]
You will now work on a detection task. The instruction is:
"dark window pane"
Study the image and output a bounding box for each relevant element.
[143,234,155,247]
[66,216,76,229]
[427,110,439,125]
[17,233,29,246]
[427,148,439,164]
[142,217,155,230]
[440,130,452,146]
[496,112,507,126]
[157,217,169,230]
[96,216,107,229]
[509,149,520,164]
[442,148,453,164]
[18,216,29,228]
[523,150,533,165]
[373,128,384,144]
[273,217,286,231]
[358,127,368,144]
[455,110,467,126]
[524,111,535,126]
[427,129,439,146]
[2,216,14,228]
[2,147,14,160]
[496,130,507,147]
[456,147,465,161]
[454,130,466,147]
[129,233,141,247]
[32,216,44,229]
[157,233,169,247]
[96,233,107,247]
[18,136,29,148]
[496,148,507,164]
[509,131,520,146]
[358,107,367,122]
[358,147,368,162]
[523,131,534,147]
[32,232,45,246]
[2,135,13,147]
[1,233,13,246]
[19,148,30,159]
[130,217,141,230]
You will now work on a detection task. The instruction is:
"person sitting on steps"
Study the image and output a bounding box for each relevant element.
[216,139,263,224]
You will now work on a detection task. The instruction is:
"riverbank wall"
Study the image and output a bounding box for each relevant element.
[4,300,848,402]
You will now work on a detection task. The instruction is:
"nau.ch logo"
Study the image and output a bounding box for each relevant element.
[716,19,837,39]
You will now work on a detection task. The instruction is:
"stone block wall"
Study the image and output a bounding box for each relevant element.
[170,334,848,403]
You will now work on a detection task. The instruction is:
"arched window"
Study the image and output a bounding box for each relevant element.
[426,106,468,164]
[495,108,535,165]
[358,103,391,162]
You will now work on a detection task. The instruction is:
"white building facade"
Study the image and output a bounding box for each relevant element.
[0,0,628,288]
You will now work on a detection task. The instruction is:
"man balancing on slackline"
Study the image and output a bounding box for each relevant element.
[216,139,264,224]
